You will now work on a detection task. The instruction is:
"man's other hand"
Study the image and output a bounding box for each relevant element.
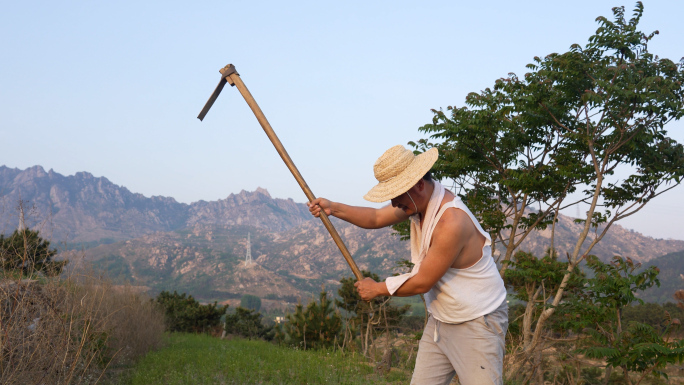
[308,198,333,217]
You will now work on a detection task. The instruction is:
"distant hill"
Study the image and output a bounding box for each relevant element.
[3,165,684,301]
[64,221,410,301]
[501,213,684,264]
[639,250,684,303]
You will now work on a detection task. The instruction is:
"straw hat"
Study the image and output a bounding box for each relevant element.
[363,145,438,203]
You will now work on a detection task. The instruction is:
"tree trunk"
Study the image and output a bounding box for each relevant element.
[522,285,541,347]
[506,285,542,381]
[364,315,372,357]
[534,348,544,385]
[520,174,606,375]
[603,365,612,385]
[623,366,631,385]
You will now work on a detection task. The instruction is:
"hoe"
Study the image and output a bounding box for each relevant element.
[198,64,363,282]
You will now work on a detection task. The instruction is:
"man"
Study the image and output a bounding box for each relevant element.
[308,145,508,385]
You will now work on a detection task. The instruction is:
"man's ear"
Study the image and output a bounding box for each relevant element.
[416,179,425,192]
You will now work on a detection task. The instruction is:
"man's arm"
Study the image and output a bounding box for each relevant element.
[355,209,473,299]
[308,198,408,229]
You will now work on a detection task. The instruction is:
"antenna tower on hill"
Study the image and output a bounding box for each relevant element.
[18,204,26,231]
[245,232,253,266]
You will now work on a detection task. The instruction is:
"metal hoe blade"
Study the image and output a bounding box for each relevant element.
[197,64,238,121]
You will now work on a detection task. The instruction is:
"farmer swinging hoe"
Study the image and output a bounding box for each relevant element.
[197,64,363,282]
[197,64,511,385]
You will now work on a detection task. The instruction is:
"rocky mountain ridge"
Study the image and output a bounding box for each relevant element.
[0,165,310,242]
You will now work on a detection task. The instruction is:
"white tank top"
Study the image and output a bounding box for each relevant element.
[424,198,507,324]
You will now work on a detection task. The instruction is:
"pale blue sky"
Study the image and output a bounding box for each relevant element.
[1,1,683,240]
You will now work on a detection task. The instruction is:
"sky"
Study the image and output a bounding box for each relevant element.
[1,1,683,240]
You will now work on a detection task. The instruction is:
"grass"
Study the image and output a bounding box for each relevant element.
[123,333,411,384]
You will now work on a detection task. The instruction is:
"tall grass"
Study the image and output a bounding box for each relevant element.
[0,271,165,384]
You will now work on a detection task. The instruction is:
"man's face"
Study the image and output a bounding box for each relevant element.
[391,192,415,215]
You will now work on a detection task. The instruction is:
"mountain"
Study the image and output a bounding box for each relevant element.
[501,213,684,264]
[185,187,311,232]
[0,166,310,243]
[3,165,684,301]
[0,166,186,242]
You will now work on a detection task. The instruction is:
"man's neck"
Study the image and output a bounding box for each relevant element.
[418,181,435,219]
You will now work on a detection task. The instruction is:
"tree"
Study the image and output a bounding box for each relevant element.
[224,307,270,340]
[155,290,228,333]
[240,294,262,311]
[0,229,66,277]
[276,289,342,350]
[406,3,684,379]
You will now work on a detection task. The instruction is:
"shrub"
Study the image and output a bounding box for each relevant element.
[0,273,165,384]
[224,307,272,340]
[240,294,262,311]
[155,290,228,333]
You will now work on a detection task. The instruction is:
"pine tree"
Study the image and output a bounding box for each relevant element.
[0,229,66,277]
[278,289,342,349]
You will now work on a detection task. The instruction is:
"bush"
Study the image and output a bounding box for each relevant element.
[224,307,272,340]
[155,290,228,333]
[240,294,262,311]
[0,273,165,384]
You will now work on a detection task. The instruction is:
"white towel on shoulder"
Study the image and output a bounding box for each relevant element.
[385,181,446,295]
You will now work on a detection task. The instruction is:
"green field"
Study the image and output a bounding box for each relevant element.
[123,333,410,384]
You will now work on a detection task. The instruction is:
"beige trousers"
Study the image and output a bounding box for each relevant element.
[411,299,508,385]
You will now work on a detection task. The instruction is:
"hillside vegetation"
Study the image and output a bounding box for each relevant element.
[642,250,684,303]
